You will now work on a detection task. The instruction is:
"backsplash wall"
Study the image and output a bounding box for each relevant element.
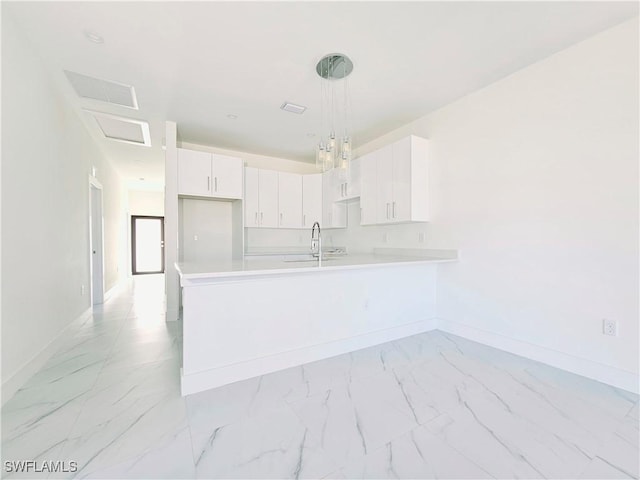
[245,201,432,253]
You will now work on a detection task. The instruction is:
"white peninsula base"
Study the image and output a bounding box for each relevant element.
[177,253,454,396]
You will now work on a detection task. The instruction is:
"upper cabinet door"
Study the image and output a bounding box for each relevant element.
[178,149,212,197]
[321,170,333,227]
[359,151,378,225]
[244,167,260,227]
[212,154,243,199]
[302,174,322,228]
[346,158,361,198]
[375,144,394,224]
[391,137,412,222]
[278,172,302,228]
[258,169,279,228]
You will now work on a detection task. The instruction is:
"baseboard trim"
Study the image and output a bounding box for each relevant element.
[437,319,639,395]
[181,318,438,395]
[102,281,121,302]
[2,307,93,405]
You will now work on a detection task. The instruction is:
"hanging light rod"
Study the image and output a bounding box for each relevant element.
[316,53,354,80]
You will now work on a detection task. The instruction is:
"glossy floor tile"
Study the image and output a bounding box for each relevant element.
[2,274,638,479]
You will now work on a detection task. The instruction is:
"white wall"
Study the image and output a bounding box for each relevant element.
[329,203,430,253]
[129,190,164,217]
[1,13,128,395]
[356,19,640,378]
[178,198,233,262]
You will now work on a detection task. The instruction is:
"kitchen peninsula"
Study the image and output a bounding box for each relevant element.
[177,249,456,395]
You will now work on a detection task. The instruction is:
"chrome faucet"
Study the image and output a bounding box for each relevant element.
[311,221,322,265]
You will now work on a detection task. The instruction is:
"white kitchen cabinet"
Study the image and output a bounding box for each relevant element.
[178,149,212,197]
[278,172,302,228]
[244,167,279,228]
[334,158,361,201]
[177,148,243,199]
[212,154,243,199]
[360,135,428,225]
[302,174,322,228]
[375,144,395,224]
[322,170,347,228]
[244,167,260,227]
[347,158,361,198]
[359,151,378,225]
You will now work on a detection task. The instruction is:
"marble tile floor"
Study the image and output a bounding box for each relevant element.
[2,274,638,479]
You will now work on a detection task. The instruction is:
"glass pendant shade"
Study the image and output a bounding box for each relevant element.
[316,143,326,171]
[328,133,337,154]
[325,145,335,171]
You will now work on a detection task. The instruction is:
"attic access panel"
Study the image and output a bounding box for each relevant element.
[65,70,138,109]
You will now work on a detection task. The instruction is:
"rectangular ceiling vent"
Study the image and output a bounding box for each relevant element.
[280,102,307,114]
[65,70,138,109]
[85,110,151,147]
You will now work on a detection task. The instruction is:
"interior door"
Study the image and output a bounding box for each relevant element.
[131,216,165,275]
[90,183,104,304]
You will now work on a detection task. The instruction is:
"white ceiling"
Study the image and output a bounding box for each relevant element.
[5,1,638,186]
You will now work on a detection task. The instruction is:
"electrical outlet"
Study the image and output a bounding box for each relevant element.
[194,235,198,241]
[418,232,425,243]
[603,319,617,336]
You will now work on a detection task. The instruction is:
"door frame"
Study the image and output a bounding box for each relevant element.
[131,215,165,275]
[89,176,104,305]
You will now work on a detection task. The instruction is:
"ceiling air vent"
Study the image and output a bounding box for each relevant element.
[65,70,138,109]
[280,102,307,114]
[85,110,151,147]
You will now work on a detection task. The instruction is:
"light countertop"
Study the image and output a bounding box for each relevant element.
[176,249,457,283]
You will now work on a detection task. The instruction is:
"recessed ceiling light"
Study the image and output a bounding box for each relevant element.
[83,30,104,44]
[307,133,316,138]
[281,102,307,114]
[139,177,145,181]
[227,114,238,120]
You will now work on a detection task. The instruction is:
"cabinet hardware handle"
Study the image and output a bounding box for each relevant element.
[214,177,218,192]
[280,212,283,225]
[303,214,306,226]
[261,212,263,224]
[392,201,396,218]
[255,212,258,225]
[207,176,210,191]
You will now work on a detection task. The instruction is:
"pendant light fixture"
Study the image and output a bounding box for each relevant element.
[315,53,354,175]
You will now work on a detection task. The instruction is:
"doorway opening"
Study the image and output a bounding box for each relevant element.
[89,179,104,305]
[131,216,165,275]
